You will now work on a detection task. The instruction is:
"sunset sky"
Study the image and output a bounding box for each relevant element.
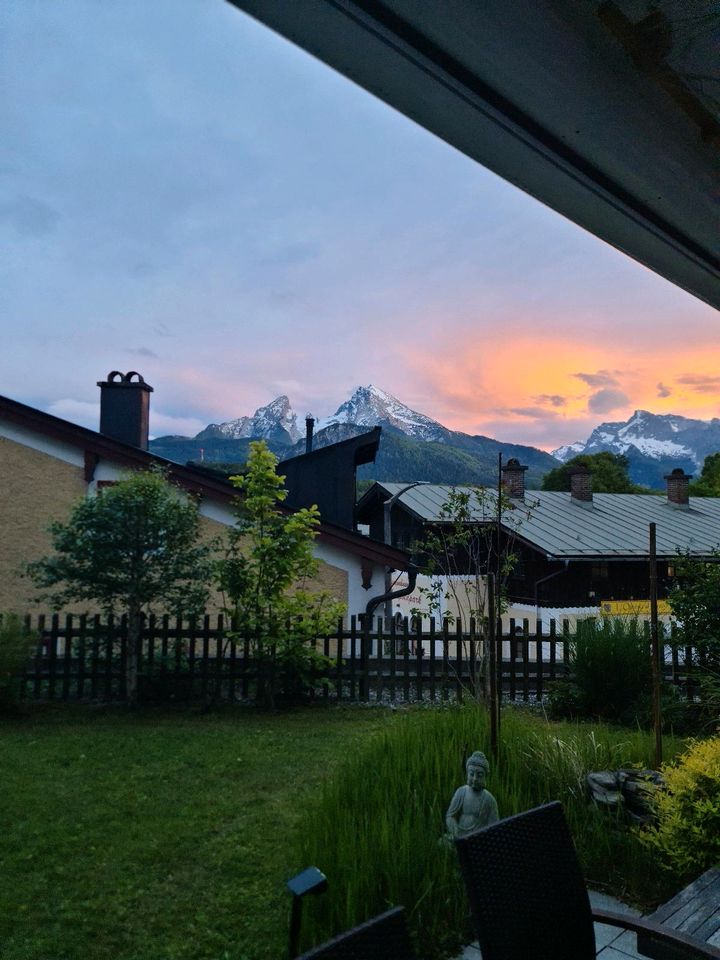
[3,1,718,453]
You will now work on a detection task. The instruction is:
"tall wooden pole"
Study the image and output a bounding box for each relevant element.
[488,572,498,757]
[495,453,503,748]
[649,522,662,768]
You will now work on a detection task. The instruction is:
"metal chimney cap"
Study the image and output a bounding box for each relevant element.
[97,370,153,391]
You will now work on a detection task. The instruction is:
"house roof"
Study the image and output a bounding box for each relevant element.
[0,394,411,570]
[229,0,720,309]
[361,481,720,560]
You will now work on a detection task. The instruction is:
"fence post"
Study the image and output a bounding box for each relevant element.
[535,618,543,702]
[359,615,370,701]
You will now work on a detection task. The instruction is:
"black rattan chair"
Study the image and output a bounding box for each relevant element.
[454,801,720,960]
[294,906,416,960]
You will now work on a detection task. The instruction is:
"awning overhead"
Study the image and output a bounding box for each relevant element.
[228,0,720,310]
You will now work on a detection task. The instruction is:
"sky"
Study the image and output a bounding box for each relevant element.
[2,0,718,453]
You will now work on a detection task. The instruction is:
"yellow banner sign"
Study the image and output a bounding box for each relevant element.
[600,600,671,617]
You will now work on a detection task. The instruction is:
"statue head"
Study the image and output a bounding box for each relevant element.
[466,751,489,791]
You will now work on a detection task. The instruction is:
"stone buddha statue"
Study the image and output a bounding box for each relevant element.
[445,750,499,839]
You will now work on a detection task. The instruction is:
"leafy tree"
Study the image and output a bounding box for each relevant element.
[26,468,211,704]
[542,452,646,493]
[668,550,720,725]
[689,452,720,497]
[412,485,520,700]
[217,441,344,708]
[668,551,720,659]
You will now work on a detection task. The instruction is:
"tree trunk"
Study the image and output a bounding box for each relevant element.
[126,606,142,706]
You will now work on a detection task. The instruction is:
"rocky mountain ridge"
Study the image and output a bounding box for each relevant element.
[150,384,558,487]
[552,409,720,487]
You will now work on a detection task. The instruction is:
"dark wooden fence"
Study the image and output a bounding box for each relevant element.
[15,612,700,705]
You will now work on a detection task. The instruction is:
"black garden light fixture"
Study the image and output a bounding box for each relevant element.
[287,865,328,958]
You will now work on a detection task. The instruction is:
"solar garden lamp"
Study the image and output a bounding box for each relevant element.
[287,865,328,958]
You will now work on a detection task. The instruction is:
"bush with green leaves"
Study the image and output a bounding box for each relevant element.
[0,613,36,713]
[640,735,720,880]
[217,440,344,708]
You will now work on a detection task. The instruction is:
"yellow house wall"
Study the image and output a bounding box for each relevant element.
[1,436,350,615]
[0,437,87,611]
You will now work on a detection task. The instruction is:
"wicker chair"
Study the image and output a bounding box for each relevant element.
[294,906,416,960]
[454,801,720,960]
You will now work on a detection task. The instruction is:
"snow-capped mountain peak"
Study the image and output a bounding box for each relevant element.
[196,395,301,443]
[552,441,585,462]
[552,410,720,474]
[318,384,447,441]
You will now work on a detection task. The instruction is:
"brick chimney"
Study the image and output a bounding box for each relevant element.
[665,467,692,508]
[502,458,528,499]
[97,371,153,450]
[570,464,593,506]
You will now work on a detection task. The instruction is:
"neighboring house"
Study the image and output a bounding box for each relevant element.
[0,371,410,618]
[356,459,720,627]
[279,421,381,531]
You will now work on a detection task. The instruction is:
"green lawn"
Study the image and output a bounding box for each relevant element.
[0,705,396,960]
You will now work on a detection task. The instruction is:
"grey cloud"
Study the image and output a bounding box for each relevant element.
[0,195,60,236]
[508,406,558,419]
[127,347,159,359]
[677,374,720,393]
[657,382,671,398]
[573,370,618,388]
[129,261,159,279]
[588,388,629,413]
[533,394,567,407]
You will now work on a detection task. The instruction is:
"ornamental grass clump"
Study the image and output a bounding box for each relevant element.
[548,617,654,726]
[292,708,681,960]
[639,734,720,881]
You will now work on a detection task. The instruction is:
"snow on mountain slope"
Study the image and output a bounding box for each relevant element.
[196,396,301,443]
[552,410,720,467]
[317,384,448,441]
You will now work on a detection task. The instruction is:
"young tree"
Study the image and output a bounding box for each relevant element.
[412,485,519,700]
[26,468,211,704]
[216,441,344,708]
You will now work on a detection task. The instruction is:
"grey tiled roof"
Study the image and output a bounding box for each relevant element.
[378,483,720,559]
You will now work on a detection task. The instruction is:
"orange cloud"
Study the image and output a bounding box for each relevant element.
[400,333,720,449]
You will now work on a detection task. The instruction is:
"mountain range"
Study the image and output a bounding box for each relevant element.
[553,410,720,487]
[150,385,558,486]
[150,388,720,489]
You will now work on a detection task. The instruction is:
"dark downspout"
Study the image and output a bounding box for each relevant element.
[365,564,419,623]
[359,564,418,700]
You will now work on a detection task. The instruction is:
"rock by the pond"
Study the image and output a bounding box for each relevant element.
[586,769,665,824]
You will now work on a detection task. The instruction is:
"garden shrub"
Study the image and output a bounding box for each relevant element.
[640,735,720,880]
[0,613,36,714]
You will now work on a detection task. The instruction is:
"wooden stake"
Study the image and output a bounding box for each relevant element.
[649,522,662,768]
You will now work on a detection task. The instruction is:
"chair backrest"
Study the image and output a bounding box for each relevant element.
[454,801,596,960]
[295,906,416,960]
